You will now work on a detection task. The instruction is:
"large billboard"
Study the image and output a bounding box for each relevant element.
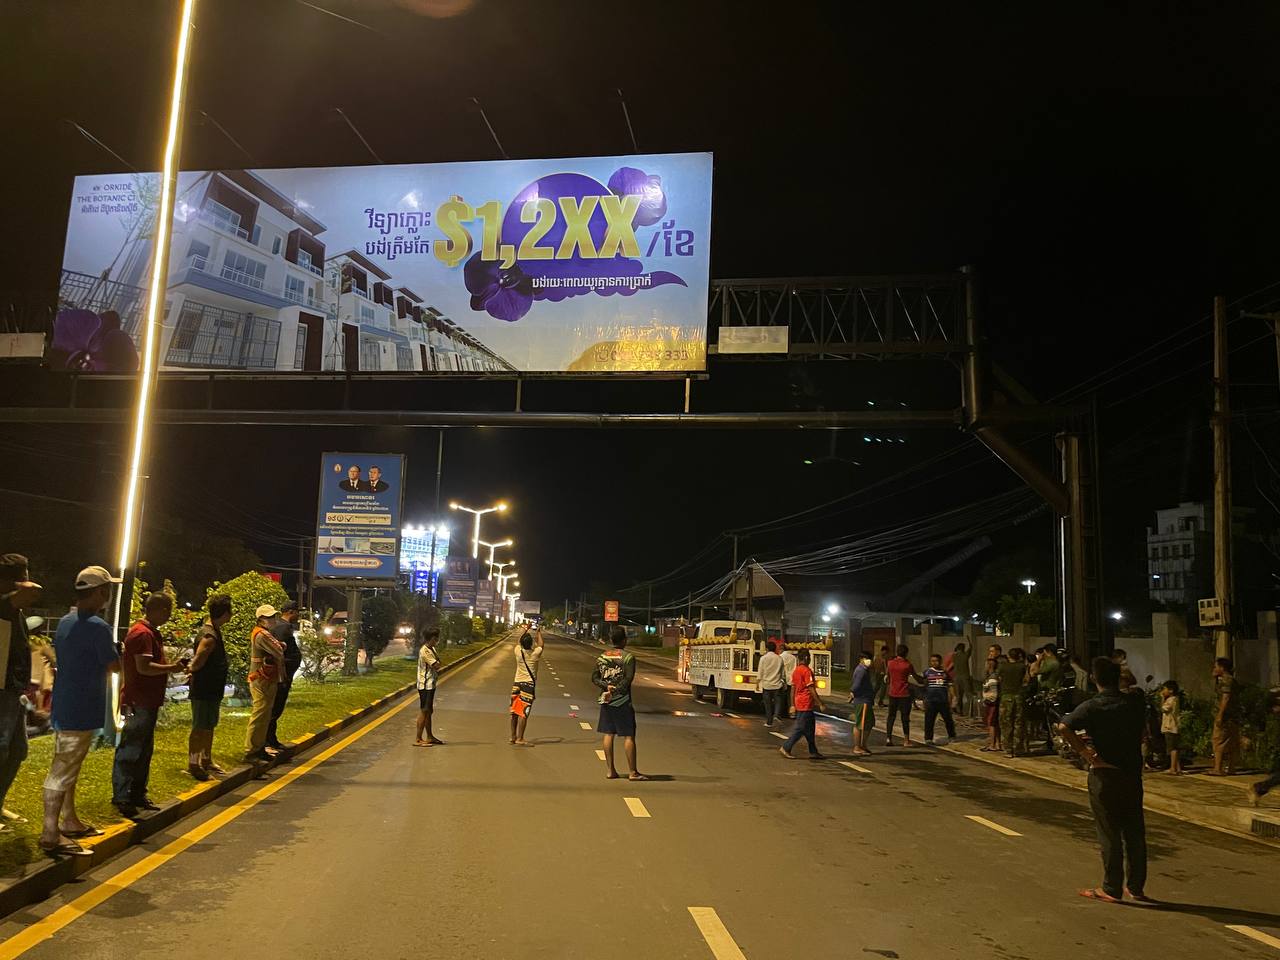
[56,154,712,375]
[314,452,405,581]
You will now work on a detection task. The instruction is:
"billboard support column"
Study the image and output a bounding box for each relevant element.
[344,585,362,677]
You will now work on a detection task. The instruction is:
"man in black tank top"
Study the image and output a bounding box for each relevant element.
[186,594,233,781]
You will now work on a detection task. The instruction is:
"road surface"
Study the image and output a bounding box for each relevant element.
[0,634,1275,959]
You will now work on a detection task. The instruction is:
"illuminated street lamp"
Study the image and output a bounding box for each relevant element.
[449,501,508,559]
[477,538,514,578]
[1110,611,1124,622]
[1020,579,1037,594]
[492,560,515,596]
[826,603,841,615]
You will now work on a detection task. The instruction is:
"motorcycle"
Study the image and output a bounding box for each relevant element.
[1029,684,1086,769]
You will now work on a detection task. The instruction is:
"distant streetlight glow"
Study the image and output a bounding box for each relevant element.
[826,603,841,615]
[477,538,513,578]
[1020,578,1037,594]
[1110,611,1124,622]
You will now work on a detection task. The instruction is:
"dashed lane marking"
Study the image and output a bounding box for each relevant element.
[624,797,651,818]
[1227,926,1280,950]
[769,732,787,740]
[595,749,606,761]
[725,711,740,719]
[570,704,580,710]
[687,907,748,960]
[839,761,873,774]
[563,693,571,697]
[965,815,1022,837]
[579,722,592,730]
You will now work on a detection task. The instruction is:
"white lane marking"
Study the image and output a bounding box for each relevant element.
[816,711,851,724]
[655,681,666,686]
[1227,926,1280,950]
[595,749,606,761]
[725,711,740,719]
[570,704,580,710]
[558,683,566,687]
[673,710,700,717]
[687,907,748,960]
[965,815,1022,837]
[563,693,571,697]
[579,721,592,730]
[769,732,787,740]
[624,797,651,818]
[839,760,873,774]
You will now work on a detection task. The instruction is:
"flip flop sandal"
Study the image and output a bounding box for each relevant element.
[1079,888,1121,903]
[628,774,650,781]
[1125,889,1155,903]
[40,841,93,858]
[62,826,104,839]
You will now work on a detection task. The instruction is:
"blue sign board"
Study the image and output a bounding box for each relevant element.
[314,452,405,581]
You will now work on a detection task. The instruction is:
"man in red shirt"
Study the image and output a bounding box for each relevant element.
[885,644,923,747]
[111,593,188,817]
[779,650,826,760]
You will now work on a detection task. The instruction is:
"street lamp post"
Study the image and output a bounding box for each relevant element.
[1020,579,1037,595]
[449,501,508,560]
[477,538,514,579]
[492,560,515,596]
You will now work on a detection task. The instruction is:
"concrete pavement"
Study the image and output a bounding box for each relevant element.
[0,634,1277,959]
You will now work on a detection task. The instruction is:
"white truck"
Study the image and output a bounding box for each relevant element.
[676,619,834,710]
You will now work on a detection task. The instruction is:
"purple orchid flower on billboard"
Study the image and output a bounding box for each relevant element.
[50,308,140,372]
[461,168,686,323]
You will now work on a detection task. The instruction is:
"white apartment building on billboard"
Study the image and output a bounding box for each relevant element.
[59,168,513,374]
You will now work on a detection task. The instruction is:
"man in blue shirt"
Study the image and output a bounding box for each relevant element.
[923,653,957,745]
[40,565,121,857]
[848,650,875,756]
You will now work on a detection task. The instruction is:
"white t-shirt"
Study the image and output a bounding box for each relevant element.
[1161,696,1179,734]
[417,644,440,691]
[513,644,543,684]
[779,651,798,685]
[757,651,786,690]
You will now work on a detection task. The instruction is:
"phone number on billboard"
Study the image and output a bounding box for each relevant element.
[325,513,392,526]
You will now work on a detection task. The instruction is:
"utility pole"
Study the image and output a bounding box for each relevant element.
[647,583,653,631]
[730,533,739,618]
[1212,295,1234,661]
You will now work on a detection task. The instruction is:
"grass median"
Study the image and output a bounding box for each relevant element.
[0,639,496,874]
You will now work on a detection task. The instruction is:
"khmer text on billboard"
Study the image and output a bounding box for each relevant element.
[314,453,405,581]
[56,154,712,375]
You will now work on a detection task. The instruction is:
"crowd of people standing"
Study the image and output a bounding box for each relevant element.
[0,553,302,857]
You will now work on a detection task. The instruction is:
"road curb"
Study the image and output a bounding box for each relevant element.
[0,633,510,921]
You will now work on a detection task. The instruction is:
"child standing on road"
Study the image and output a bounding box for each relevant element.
[922,653,957,745]
[1160,680,1182,774]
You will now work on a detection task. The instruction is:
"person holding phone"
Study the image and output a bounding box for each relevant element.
[112,592,189,818]
[510,626,544,745]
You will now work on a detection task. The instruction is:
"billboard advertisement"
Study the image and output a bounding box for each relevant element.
[314,452,405,581]
[515,600,542,616]
[441,557,479,610]
[56,153,712,375]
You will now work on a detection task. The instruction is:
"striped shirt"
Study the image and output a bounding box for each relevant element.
[923,666,951,702]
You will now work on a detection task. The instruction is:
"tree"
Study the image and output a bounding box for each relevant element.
[213,572,289,694]
[995,593,1057,636]
[962,546,1053,626]
[297,617,341,683]
[361,594,398,667]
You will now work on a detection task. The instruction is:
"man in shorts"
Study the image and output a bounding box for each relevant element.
[415,628,444,746]
[187,594,232,781]
[41,565,121,857]
[592,626,646,781]
[848,649,875,755]
[509,626,544,745]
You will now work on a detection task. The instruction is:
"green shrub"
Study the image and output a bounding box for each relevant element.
[361,594,398,660]
[208,572,289,695]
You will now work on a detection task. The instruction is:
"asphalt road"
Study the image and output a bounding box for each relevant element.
[0,634,1276,960]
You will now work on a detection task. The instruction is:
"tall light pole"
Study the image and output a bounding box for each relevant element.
[493,560,515,596]
[477,538,514,579]
[1020,578,1037,595]
[449,501,507,560]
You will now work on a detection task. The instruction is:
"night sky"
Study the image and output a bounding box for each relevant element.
[2,1,1278,613]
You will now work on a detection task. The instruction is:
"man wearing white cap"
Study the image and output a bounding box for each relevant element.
[244,604,285,764]
[41,565,121,856]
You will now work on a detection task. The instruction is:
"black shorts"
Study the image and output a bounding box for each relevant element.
[597,703,636,737]
[1163,731,1180,751]
[418,687,436,711]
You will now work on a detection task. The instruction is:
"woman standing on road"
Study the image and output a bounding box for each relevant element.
[509,627,544,745]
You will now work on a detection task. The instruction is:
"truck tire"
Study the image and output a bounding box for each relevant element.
[716,687,736,709]
[693,684,709,702]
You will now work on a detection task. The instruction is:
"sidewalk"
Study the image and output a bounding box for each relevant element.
[820,699,1280,848]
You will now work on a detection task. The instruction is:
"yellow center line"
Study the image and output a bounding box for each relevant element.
[687,907,747,960]
[0,647,494,960]
[623,797,651,818]
[1227,925,1280,951]
[965,815,1022,837]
